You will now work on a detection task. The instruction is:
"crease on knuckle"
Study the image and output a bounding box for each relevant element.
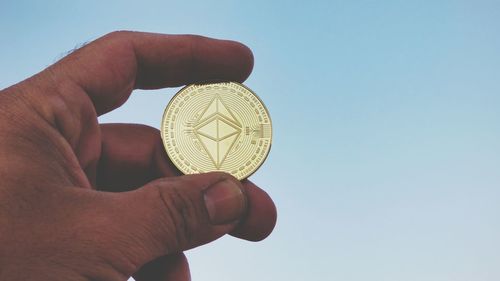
[156,184,198,252]
[187,35,205,80]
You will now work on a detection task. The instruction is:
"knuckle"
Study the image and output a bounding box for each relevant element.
[103,30,135,41]
[155,182,203,251]
[68,192,146,276]
[185,34,207,43]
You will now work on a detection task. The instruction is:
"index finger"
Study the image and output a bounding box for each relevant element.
[48,31,254,115]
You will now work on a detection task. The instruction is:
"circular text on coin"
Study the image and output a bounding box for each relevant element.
[161,82,272,180]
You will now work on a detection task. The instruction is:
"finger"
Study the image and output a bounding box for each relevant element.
[97,123,180,192]
[47,31,254,115]
[93,172,248,275]
[231,180,277,241]
[133,253,190,281]
[97,124,277,241]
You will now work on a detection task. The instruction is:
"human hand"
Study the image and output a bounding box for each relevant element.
[0,31,276,281]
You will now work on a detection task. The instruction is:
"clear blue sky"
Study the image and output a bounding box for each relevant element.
[1,1,500,280]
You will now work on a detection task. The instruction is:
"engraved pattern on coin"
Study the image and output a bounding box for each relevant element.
[161,82,272,180]
[193,95,242,169]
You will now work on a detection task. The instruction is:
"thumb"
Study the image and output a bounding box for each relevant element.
[94,172,247,275]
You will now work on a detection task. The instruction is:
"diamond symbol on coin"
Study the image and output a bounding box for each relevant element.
[194,95,242,168]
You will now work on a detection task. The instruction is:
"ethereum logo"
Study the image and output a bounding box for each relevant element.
[194,95,242,168]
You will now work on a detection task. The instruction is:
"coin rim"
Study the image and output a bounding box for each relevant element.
[160,81,272,180]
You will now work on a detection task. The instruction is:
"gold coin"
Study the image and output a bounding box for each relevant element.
[161,82,272,180]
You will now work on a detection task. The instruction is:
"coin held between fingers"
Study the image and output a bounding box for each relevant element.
[161,82,272,180]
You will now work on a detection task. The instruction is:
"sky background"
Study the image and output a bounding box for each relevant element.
[1,1,500,280]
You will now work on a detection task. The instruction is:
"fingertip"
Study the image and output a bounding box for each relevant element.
[153,135,184,178]
[229,40,254,83]
[204,37,254,83]
[231,180,277,241]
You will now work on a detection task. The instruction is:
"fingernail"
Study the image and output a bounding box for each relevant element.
[204,179,246,225]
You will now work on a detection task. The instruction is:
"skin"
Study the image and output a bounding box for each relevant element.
[0,31,277,281]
